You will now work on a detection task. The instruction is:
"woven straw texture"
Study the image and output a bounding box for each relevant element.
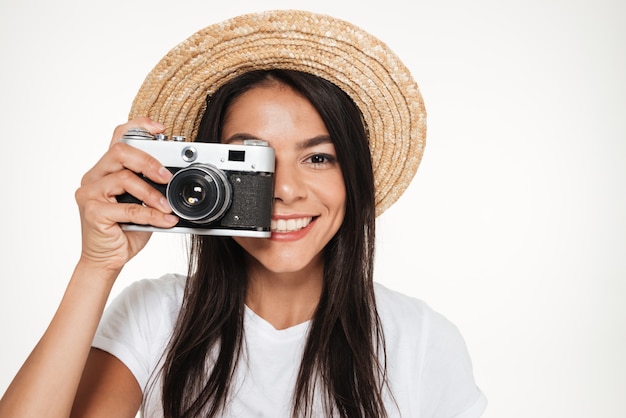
[129,10,426,216]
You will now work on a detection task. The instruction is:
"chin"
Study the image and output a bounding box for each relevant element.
[234,238,325,277]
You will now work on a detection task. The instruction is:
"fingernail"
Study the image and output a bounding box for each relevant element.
[164,214,178,224]
[159,166,173,180]
[160,197,172,212]
[152,121,166,130]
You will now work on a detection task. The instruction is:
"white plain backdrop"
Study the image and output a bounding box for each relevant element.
[1,0,624,417]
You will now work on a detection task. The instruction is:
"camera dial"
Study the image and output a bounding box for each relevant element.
[122,128,154,140]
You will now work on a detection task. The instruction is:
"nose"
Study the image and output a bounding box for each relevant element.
[273,160,306,204]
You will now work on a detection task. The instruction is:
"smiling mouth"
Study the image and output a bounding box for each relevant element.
[271,217,314,233]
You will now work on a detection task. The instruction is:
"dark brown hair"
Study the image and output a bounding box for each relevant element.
[158,70,387,417]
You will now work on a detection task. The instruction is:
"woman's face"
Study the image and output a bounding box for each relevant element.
[221,83,346,277]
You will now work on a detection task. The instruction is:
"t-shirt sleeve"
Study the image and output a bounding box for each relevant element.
[419,309,487,418]
[92,275,182,391]
[374,283,486,417]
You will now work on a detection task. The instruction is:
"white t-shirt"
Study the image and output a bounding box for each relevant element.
[93,274,486,417]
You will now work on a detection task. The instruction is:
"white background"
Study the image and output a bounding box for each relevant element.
[1,0,624,417]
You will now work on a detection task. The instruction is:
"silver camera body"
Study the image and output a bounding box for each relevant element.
[117,128,275,238]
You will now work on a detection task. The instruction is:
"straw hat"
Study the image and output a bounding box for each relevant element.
[129,9,426,216]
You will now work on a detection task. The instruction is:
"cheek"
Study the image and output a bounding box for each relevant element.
[317,175,346,214]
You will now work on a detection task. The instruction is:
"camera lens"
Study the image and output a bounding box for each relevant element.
[180,184,205,207]
[166,164,232,223]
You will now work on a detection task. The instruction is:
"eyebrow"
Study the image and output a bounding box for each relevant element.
[296,135,333,150]
[222,133,333,149]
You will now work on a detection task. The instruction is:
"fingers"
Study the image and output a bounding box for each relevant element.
[109,117,165,147]
[76,118,178,228]
[81,141,172,188]
[72,118,179,271]
[82,117,171,188]
[80,198,178,231]
[75,165,179,232]
[77,168,172,213]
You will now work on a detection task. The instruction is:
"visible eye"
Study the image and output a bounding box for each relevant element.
[304,153,337,167]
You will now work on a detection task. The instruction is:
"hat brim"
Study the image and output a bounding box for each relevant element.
[129,10,426,216]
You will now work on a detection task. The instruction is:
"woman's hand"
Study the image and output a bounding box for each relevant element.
[74,117,178,273]
[0,117,174,418]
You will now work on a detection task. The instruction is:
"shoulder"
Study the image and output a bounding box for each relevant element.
[101,272,185,319]
[116,272,186,303]
[374,282,487,417]
[94,274,186,391]
[104,273,186,334]
[374,282,458,339]
[374,281,472,363]
[374,281,470,370]
[105,272,182,313]
[98,272,186,336]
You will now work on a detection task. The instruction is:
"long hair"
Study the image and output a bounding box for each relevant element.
[159,70,387,417]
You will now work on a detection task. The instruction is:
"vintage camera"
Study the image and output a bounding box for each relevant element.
[116,128,275,237]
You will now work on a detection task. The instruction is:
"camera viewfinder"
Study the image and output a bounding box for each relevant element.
[228,150,245,162]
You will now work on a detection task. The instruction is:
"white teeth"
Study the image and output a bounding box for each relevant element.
[271,217,313,232]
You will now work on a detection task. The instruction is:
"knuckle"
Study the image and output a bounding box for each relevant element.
[117,168,136,183]
[111,117,154,143]
[147,187,166,204]
[143,155,163,175]
[124,202,158,225]
[108,140,128,156]
[79,173,88,187]
[74,185,86,203]
[112,123,127,139]
[133,116,153,125]
[81,199,100,219]
[124,202,142,218]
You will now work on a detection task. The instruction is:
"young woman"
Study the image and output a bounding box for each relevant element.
[0,11,486,418]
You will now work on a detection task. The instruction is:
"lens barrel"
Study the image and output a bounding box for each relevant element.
[166,164,232,223]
